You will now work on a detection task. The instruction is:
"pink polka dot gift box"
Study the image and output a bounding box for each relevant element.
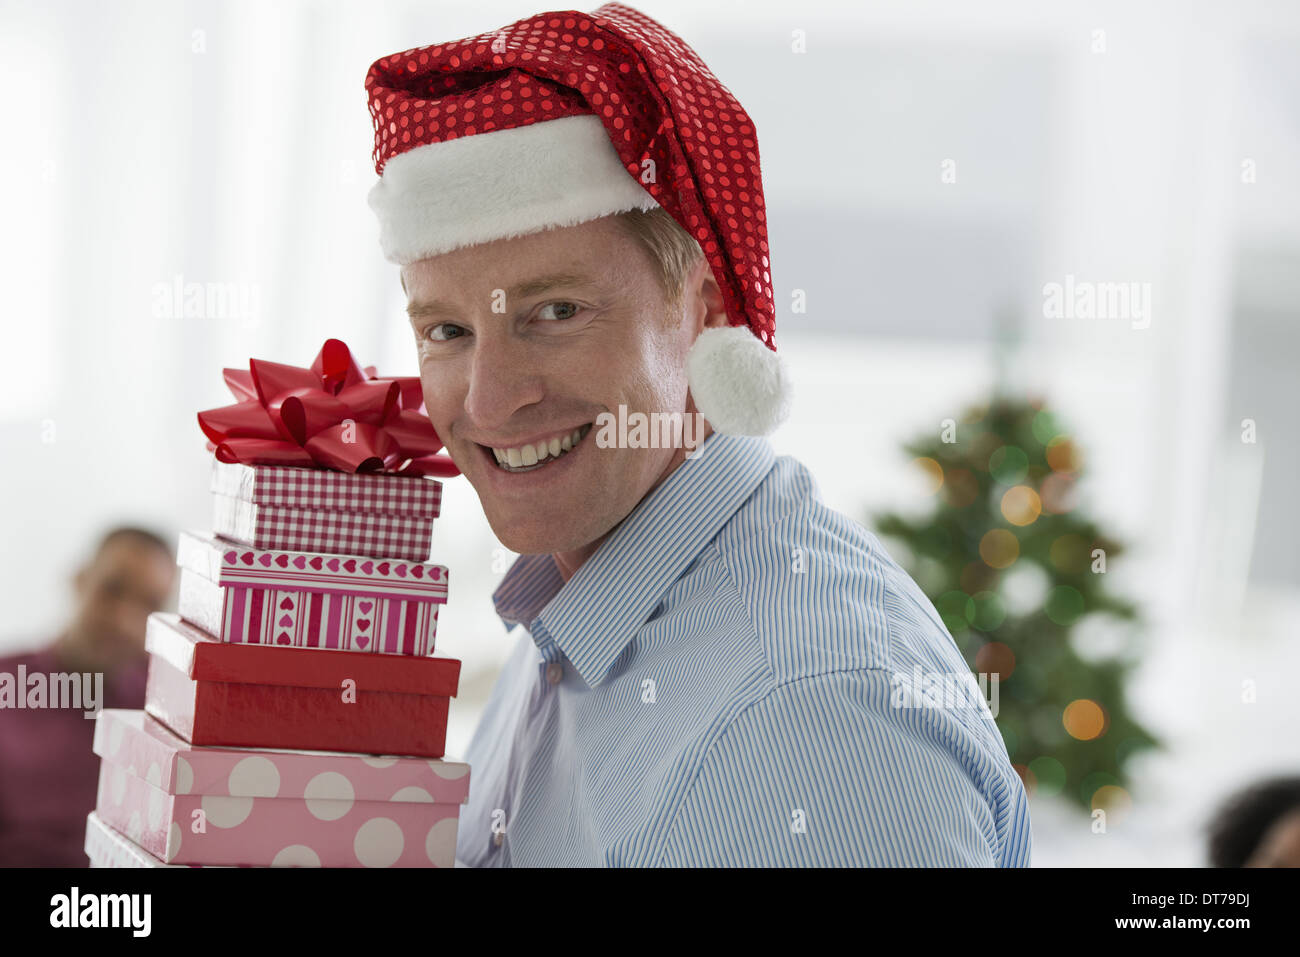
[91,709,470,867]
[85,811,222,868]
[176,530,447,655]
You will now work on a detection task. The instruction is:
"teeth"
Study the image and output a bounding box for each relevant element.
[490,424,591,471]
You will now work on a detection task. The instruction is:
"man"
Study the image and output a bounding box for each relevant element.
[0,527,174,866]
[366,4,1032,866]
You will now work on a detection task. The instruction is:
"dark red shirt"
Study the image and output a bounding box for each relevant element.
[0,646,147,866]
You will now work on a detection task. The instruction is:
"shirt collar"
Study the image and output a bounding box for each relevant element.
[492,431,776,687]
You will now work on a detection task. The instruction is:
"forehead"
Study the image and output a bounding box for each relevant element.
[94,537,173,578]
[401,215,647,295]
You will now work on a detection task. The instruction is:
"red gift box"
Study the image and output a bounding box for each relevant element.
[144,613,459,757]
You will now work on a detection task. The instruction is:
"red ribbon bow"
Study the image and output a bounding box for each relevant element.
[197,338,460,477]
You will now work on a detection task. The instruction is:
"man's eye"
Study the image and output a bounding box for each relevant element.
[426,323,466,342]
[537,302,580,321]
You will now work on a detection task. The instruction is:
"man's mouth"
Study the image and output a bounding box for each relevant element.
[483,423,593,473]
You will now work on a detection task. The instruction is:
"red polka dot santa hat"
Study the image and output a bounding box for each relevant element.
[366,3,791,436]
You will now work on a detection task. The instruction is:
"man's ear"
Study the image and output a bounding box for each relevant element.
[683,251,793,436]
[685,256,728,334]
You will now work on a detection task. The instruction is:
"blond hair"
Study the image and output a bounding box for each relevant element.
[614,207,705,308]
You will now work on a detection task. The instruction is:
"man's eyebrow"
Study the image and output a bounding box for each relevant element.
[407,273,598,323]
[406,298,459,322]
[508,272,598,300]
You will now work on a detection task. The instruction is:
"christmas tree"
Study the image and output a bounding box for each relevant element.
[872,395,1160,816]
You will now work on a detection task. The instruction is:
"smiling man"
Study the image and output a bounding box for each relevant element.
[401,213,714,574]
[366,4,1032,867]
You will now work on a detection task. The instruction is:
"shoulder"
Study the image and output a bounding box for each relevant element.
[655,455,1033,865]
[708,453,964,684]
[657,667,1030,866]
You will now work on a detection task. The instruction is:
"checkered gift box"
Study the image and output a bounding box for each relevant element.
[212,459,443,514]
[211,460,441,561]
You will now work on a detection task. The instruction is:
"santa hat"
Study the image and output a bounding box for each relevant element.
[365,3,790,436]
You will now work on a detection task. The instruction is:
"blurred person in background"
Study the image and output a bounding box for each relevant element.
[1207,776,1300,867]
[0,526,174,866]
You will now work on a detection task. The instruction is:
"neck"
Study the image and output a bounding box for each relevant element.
[54,629,136,680]
[550,423,713,582]
[552,539,605,583]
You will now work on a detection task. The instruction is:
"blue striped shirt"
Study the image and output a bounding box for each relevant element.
[455,432,1033,866]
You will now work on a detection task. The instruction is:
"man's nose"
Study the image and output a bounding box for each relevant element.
[462,332,547,429]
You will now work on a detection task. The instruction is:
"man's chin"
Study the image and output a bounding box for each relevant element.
[487,512,606,559]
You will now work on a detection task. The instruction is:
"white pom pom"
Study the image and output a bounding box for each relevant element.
[687,326,793,436]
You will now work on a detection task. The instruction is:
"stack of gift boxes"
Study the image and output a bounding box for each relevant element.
[84,458,470,868]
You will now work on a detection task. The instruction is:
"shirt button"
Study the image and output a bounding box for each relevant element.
[545,662,563,685]
[493,831,505,848]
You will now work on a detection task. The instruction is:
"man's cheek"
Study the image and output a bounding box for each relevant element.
[423,408,456,451]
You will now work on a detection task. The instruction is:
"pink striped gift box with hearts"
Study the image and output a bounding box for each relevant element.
[175,530,446,656]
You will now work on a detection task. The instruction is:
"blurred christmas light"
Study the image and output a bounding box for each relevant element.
[1046,435,1081,472]
[1001,562,1051,615]
[971,591,1008,631]
[937,590,977,632]
[980,528,1019,568]
[975,639,1016,677]
[1040,472,1075,513]
[1031,410,1062,446]
[989,445,1029,484]
[1080,771,1121,810]
[1046,584,1085,625]
[1091,785,1133,825]
[1001,485,1042,525]
[914,456,944,495]
[1063,699,1107,740]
